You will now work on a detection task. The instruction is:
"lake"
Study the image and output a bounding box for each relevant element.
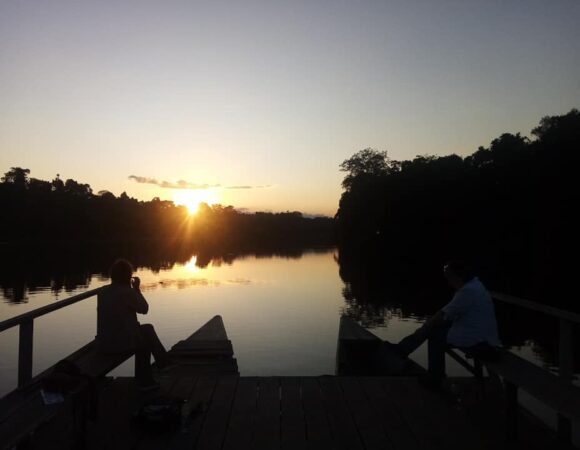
[0,246,563,400]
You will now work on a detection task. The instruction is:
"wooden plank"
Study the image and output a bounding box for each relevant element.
[0,390,64,449]
[169,359,239,376]
[485,350,580,419]
[223,377,258,450]
[359,377,421,450]
[558,319,574,384]
[135,375,196,450]
[491,291,580,324]
[253,377,281,450]
[180,315,229,343]
[0,287,102,333]
[175,376,217,450]
[18,319,34,387]
[172,340,233,350]
[338,377,390,450]
[381,377,490,450]
[195,375,238,450]
[339,316,381,342]
[170,340,233,357]
[301,377,333,449]
[281,377,307,450]
[318,376,363,450]
[88,377,142,450]
[337,317,424,376]
[380,377,448,450]
[410,379,489,450]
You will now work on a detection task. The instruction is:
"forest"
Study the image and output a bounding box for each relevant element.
[0,169,334,251]
[336,109,579,309]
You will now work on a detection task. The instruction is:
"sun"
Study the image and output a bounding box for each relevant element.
[173,189,219,215]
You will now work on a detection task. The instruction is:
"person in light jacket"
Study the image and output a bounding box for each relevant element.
[396,260,501,387]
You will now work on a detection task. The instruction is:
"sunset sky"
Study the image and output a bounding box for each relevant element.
[1,1,579,216]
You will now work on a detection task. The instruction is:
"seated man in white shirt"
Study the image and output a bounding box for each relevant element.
[396,260,501,387]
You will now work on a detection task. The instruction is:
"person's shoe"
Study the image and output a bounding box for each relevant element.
[417,374,443,391]
[138,381,161,393]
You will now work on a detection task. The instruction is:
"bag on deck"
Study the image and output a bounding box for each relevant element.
[132,396,185,433]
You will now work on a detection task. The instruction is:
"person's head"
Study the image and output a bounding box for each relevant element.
[109,259,133,285]
[443,260,475,289]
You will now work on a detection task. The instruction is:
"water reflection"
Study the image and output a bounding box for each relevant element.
[0,242,330,303]
[0,246,344,397]
[336,249,575,372]
[0,242,573,378]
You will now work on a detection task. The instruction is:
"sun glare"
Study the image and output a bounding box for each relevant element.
[174,189,219,215]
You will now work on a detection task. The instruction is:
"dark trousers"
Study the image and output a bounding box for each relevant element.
[398,320,452,379]
[135,323,170,384]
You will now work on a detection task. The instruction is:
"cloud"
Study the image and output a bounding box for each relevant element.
[128,175,219,190]
[225,185,273,189]
[129,175,273,190]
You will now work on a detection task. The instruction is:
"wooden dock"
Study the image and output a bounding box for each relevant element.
[28,374,561,449]
[19,316,562,450]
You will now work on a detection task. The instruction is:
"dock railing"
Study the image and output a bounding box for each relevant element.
[0,287,104,388]
[490,291,579,385]
[1,287,578,399]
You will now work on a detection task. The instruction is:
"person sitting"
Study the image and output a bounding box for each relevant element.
[96,259,176,391]
[396,260,501,387]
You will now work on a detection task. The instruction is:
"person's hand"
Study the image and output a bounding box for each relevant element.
[131,276,141,290]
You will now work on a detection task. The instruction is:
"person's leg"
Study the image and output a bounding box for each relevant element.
[426,323,450,380]
[397,323,431,356]
[139,323,172,367]
[134,343,156,387]
[397,321,451,356]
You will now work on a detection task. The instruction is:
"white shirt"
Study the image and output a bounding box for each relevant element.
[442,277,501,348]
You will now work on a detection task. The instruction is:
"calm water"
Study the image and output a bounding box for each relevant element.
[0,247,560,393]
[1,246,577,441]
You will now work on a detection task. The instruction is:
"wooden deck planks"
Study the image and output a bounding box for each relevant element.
[380,377,491,450]
[280,377,307,450]
[301,377,334,449]
[359,377,420,450]
[135,375,197,450]
[339,377,391,450]
[223,377,258,450]
[253,377,281,450]
[31,374,564,450]
[195,375,238,450]
[319,376,364,450]
[88,377,141,450]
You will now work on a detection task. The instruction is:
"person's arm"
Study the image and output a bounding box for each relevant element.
[441,289,470,322]
[420,310,447,334]
[129,277,149,314]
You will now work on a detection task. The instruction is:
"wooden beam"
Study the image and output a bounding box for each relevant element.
[491,292,580,325]
[0,287,103,333]
[504,381,518,442]
[558,319,574,384]
[18,319,34,387]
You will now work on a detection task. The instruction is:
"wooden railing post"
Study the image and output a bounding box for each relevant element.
[558,319,574,384]
[557,318,574,445]
[505,381,519,442]
[18,319,34,387]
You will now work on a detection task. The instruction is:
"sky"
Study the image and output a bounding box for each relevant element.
[1,0,579,216]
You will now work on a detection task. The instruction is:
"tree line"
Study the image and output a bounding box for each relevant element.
[336,109,579,308]
[0,168,334,250]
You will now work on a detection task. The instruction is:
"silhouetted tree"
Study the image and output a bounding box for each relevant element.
[2,167,30,187]
[336,109,580,309]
